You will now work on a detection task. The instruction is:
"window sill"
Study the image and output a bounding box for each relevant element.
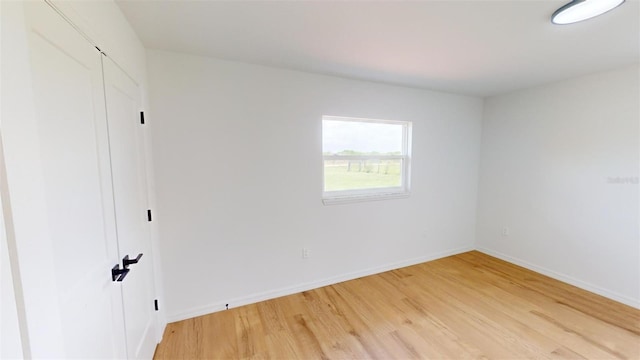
[322,192,410,205]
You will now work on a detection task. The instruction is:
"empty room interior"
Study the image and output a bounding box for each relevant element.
[1,0,639,358]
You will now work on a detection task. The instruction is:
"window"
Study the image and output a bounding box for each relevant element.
[322,116,412,204]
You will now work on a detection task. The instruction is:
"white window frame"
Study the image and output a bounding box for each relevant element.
[322,115,412,205]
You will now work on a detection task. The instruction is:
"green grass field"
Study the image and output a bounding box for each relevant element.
[324,160,401,191]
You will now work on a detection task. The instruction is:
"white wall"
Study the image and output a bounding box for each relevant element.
[146,50,483,321]
[0,0,164,356]
[0,222,23,360]
[476,65,640,308]
[0,214,22,359]
[0,137,24,359]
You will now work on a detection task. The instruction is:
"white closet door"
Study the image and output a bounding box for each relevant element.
[23,1,127,358]
[103,58,158,360]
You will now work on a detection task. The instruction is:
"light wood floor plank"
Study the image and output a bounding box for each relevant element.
[154,251,640,359]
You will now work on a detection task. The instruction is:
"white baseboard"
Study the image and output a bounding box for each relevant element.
[167,245,639,323]
[167,245,474,323]
[476,246,640,309]
[137,319,157,360]
[155,316,167,344]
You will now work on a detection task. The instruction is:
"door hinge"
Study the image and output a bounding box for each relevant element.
[140,111,145,125]
[147,209,152,222]
[154,299,159,311]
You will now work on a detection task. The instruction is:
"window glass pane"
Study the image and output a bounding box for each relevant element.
[324,158,402,191]
[322,120,403,155]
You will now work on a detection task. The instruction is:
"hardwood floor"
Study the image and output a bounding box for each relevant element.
[154,251,640,359]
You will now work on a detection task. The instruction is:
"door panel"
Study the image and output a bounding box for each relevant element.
[103,58,158,359]
[24,1,126,358]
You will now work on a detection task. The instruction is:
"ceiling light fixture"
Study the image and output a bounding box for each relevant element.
[552,0,625,24]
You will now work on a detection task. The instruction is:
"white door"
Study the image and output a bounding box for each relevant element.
[23,1,127,358]
[103,58,158,359]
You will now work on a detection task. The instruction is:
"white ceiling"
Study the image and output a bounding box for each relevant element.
[116,0,639,97]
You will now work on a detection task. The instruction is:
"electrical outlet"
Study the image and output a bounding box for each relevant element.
[302,248,310,259]
[501,227,510,237]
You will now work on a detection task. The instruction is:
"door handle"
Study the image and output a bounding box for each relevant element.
[123,253,143,268]
[111,264,130,282]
